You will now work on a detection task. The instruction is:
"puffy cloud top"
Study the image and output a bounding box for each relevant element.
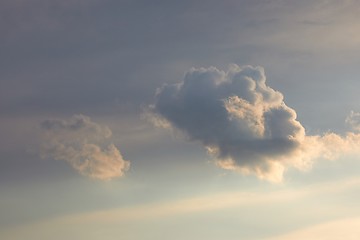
[40,115,130,180]
[152,65,360,181]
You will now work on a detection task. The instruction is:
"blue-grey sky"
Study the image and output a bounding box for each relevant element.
[2,0,360,239]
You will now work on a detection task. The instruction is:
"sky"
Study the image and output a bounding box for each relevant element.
[1,0,360,239]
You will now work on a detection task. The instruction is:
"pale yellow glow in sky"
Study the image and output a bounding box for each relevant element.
[2,176,360,240]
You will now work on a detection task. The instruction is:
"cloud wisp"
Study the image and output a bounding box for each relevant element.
[346,111,360,132]
[40,114,130,180]
[151,64,360,182]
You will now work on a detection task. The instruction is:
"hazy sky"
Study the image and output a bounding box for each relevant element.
[2,0,360,239]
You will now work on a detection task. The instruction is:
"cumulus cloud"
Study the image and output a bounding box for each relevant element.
[151,64,360,182]
[40,114,130,180]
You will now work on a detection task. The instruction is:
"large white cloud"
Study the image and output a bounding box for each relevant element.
[151,64,360,182]
[40,114,130,180]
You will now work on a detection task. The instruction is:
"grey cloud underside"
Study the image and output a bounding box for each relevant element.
[0,0,295,116]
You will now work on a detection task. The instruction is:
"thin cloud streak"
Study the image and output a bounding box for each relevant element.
[2,176,360,240]
[266,217,360,240]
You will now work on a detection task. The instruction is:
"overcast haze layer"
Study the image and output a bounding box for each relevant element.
[1,0,360,239]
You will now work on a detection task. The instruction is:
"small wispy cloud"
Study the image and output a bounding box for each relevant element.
[40,114,130,180]
[346,111,360,132]
[150,64,360,182]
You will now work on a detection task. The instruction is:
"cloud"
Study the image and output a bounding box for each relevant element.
[40,114,130,180]
[346,111,360,132]
[151,64,360,182]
